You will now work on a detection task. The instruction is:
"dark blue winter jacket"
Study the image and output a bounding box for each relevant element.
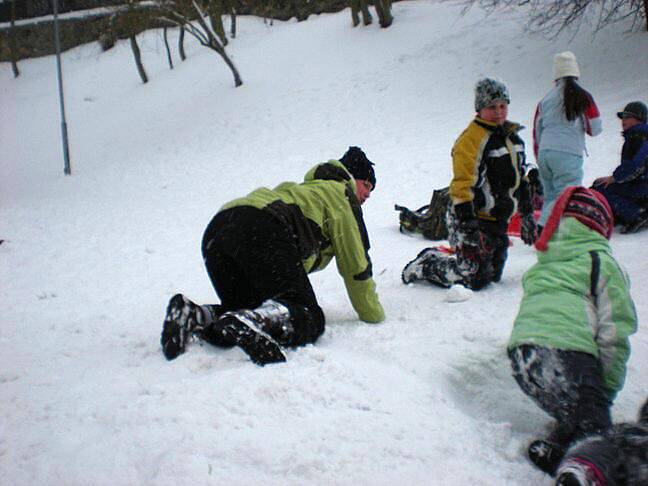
[612,123,648,184]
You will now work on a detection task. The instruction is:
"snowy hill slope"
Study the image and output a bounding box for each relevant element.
[1,1,647,484]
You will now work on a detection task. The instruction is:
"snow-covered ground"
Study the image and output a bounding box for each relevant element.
[1,1,647,484]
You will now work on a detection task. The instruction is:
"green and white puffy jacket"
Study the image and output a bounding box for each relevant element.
[508,217,637,399]
[220,160,385,323]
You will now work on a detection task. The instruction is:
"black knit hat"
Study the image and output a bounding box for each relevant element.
[339,146,376,190]
[617,101,647,123]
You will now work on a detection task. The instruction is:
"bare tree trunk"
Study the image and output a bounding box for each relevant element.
[350,0,361,27]
[163,27,174,69]
[262,0,275,26]
[130,36,148,83]
[209,0,228,46]
[9,0,20,77]
[178,26,186,60]
[206,35,242,86]
[360,0,372,25]
[158,0,242,87]
[99,13,116,51]
[375,0,393,28]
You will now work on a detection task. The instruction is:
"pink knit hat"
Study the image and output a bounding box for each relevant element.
[536,186,614,251]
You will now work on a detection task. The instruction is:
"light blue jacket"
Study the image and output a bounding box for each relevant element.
[533,79,602,158]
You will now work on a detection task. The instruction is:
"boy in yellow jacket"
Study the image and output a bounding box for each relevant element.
[403,78,537,290]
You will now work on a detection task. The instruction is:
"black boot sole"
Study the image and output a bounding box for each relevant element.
[161,294,193,361]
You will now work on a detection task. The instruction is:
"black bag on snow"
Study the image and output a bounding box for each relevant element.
[395,187,450,240]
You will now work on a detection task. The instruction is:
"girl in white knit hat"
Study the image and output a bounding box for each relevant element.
[533,51,603,233]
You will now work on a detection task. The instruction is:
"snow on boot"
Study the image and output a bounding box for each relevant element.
[161,294,204,360]
[218,300,292,366]
[402,247,442,284]
[253,299,294,344]
[555,458,606,486]
[529,439,566,476]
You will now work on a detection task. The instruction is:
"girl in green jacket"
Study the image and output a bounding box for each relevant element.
[507,186,637,477]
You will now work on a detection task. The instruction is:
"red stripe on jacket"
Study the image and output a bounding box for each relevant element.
[583,94,600,136]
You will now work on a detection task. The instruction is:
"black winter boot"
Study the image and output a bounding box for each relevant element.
[555,472,588,486]
[161,294,206,360]
[528,439,566,476]
[555,457,606,486]
[199,304,236,348]
[620,210,648,234]
[402,248,446,284]
[217,300,292,366]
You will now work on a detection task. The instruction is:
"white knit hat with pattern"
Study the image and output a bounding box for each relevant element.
[553,51,580,80]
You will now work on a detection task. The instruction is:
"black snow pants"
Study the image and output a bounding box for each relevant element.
[201,206,325,346]
[424,217,509,290]
[509,344,612,448]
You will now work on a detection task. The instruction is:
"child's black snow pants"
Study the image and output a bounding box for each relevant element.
[201,206,325,347]
[509,344,612,448]
[423,217,509,290]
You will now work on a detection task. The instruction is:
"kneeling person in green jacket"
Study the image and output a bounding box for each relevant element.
[507,186,638,477]
[161,147,385,366]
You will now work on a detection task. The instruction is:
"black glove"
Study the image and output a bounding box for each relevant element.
[527,167,542,188]
[520,212,538,245]
[456,218,485,255]
[527,168,544,211]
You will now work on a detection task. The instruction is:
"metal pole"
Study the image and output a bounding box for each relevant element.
[53,0,72,175]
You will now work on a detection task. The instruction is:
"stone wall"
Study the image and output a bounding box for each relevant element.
[0,0,356,62]
[0,4,166,61]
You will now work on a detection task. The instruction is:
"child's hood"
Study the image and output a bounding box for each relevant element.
[537,217,612,263]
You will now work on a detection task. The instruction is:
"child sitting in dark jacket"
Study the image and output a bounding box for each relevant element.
[555,398,648,486]
[592,101,648,234]
[507,186,638,477]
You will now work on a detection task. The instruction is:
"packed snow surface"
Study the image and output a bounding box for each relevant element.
[1,1,647,484]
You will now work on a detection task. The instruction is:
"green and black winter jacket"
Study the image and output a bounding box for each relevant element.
[219,160,385,323]
[509,218,637,399]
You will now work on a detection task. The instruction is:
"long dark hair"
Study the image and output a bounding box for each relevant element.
[563,77,590,122]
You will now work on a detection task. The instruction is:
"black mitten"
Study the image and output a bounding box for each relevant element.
[455,219,489,273]
[528,168,543,195]
[527,168,544,211]
[520,212,538,246]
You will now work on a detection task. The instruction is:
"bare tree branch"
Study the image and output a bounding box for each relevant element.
[452,0,647,37]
